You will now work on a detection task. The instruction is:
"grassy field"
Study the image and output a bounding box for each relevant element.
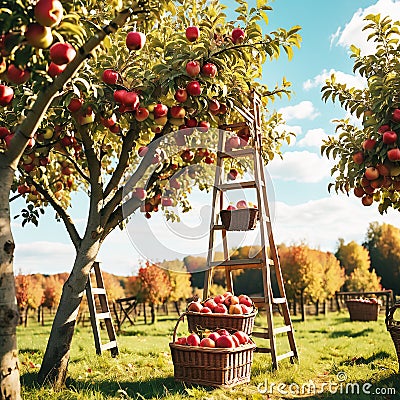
[18,310,400,399]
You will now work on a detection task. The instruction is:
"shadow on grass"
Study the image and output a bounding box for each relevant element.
[118,329,174,337]
[340,351,392,366]
[328,328,374,338]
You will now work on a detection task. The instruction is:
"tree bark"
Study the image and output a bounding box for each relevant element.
[300,289,306,322]
[37,238,100,388]
[150,303,156,324]
[0,163,21,400]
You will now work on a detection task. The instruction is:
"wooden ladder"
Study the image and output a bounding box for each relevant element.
[203,91,298,370]
[86,261,119,357]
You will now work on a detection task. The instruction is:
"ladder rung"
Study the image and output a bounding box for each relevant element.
[95,312,111,320]
[276,351,295,362]
[91,288,106,295]
[210,258,263,268]
[255,347,271,353]
[251,296,266,305]
[252,331,269,339]
[273,325,292,335]
[217,181,258,190]
[219,122,249,130]
[101,341,118,351]
[251,296,288,306]
[272,297,286,304]
[218,148,255,158]
[212,224,225,230]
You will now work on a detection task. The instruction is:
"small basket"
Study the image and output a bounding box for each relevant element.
[385,302,400,371]
[169,314,256,387]
[220,208,258,231]
[345,299,380,321]
[186,308,257,335]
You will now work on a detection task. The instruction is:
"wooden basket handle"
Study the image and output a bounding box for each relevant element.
[172,312,188,343]
[385,301,400,327]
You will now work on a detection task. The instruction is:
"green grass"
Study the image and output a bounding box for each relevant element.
[18,311,400,399]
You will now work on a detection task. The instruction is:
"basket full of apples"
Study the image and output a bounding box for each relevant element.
[345,298,380,321]
[170,313,256,387]
[186,292,257,335]
[220,201,258,231]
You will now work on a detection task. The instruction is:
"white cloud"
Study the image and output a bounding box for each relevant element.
[298,128,328,148]
[268,151,333,183]
[303,69,366,91]
[278,101,320,121]
[333,0,400,55]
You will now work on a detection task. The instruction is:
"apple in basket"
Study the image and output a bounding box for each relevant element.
[200,306,213,313]
[214,294,225,304]
[208,332,220,342]
[203,298,217,311]
[216,335,236,348]
[175,337,187,345]
[214,303,228,313]
[236,200,247,209]
[238,294,253,307]
[224,295,239,307]
[186,333,201,346]
[200,337,216,348]
[234,331,250,345]
[217,329,230,336]
[229,304,243,314]
[187,300,203,312]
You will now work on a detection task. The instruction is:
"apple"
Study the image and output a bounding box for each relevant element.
[200,338,215,348]
[181,149,194,162]
[219,103,227,114]
[362,138,376,151]
[227,205,236,211]
[240,304,252,314]
[234,331,250,345]
[214,294,225,304]
[0,127,10,139]
[204,156,214,164]
[187,300,203,312]
[0,84,14,106]
[370,177,384,189]
[102,69,119,85]
[176,337,187,345]
[126,31,146,50]
[186,81,202,96]
[186,333,201,347]
[161,197,173,207]
[202,63,217,78]
[134,107,149,122]
[231,335,240,347]
[227,136,241,149]
[208,332,220,342]
[216,335,236,348]
[353,186,365,198]
[174,88,188,103]
[18,184,30,195]
[238,294,252,307]
[388,148,400,162]
[200,306,212,314]
[153,103,168,118]
[392,109,400,123]
[198,121,210,132]
[362,195,373,206]
[204,298,217,310]
[213,303,228,313]
[49,42,76,65]
[132,188,147,201]
[100,114,117,128]
[25,23,53,48]
[232,27,245,44]
[229,304,243,314]
[352,151,364,165]
[378,124,390,134]
[217,329,230,336]
[123,92,139,108]
[186,60,201,77]
[227,168,238,180]
[224,295,239,307]
[170,105,186,119]
[34,0,63,27]
[7,64,30,84]
[363,185,375,194]
[185,26,199,42]
[383,130,398,144]
[67,98,83,112]
[47,61,65,77]
[113,89,127,104]
[236,200,247,209]
[186,118,197,128]
[78,111,95,125]
[364,166,380,181]
[208,98,220,113]
[377,163,390,176]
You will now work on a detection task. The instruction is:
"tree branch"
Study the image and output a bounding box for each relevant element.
[53,150,90,183]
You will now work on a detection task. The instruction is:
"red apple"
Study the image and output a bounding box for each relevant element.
[227,168,238,181]
[25,23,53,48]
[187,300,203,312]
[238,294,252,307]
[186,60,201,77]
[232,28,245,44]
[186,333,201,347]
[363,185,375,194]
[377,163,390,176]
[132,188,147,201]
[204,156,214,164]
[135,107,149,122]
[176,337,187,345]
[217,329,230,336]
[47,62,65,77]
[364,166,380,181]
[378,124,390,134]
[186,118,197,128]
[208,99,220,113]
[7,65,30,84]
[181,149,194,162]
[236,200,247,209]
[227,136,241,149]
[34,0,63,27]
[203,298,217,310]
[0,127,10,139]
[352,151,364,165]
[200,338,215,348]
[224,295,239,307]
[113,89,127,104]
[227,205,236,211]
[240,304,252,314]
[383,130,398,144]
[100,114,117,128]
[362,195,373,206]
[213,303,228,313]
[201,63,217,78]
[200,306,212,313]
[123,92,139,109]
[388,148,400,162]
[198,121,210,132]
[216,335,236,348]
[362,138,376,151]
[392,109,400,123]
[186,81,202,96]
[67,98,83,112]
[17,184,30,194]
[185,26,199,42]
[50,42,76,65]
[370,177,384,189]
[214,294,225,304]
[102,69,119,85]
[170,105,186,119]
[0,84,14,106]
[353,186,365,198]
[208,332,220,342]
[234,331,250,345]
[126,31,146,50]
[174,88,188,103]
[153,103,168,118]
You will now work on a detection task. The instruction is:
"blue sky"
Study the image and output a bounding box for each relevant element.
[11,0,400,276]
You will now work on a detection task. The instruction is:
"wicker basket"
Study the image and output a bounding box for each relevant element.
[345,299,380,321]
[170,314,256,387]
[385,302,400,371]
[186,308,257,335]
[220,208,258,231]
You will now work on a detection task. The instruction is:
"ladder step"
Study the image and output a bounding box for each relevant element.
[101,340,118,351]
[219,122,249,130]
[95,312,111,320]
[210,258,263,268]
[250,296,288,306]
[212,224,225,230]
[91,288,106,295]
[273,325,292,335]
[254,347,272,353]
[276,351,295,362]
[252,331,269,339]
[218,148,255,158]
[217,181,259,190]
[272,297,287,304]
[251,296,266,305]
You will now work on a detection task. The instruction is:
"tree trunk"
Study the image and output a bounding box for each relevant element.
[293,296,297,316]
[315,300,319,316]
[0,163,21,400]
[150,303,156,324]
[143,302,147,324]
[300,289,306,322]
[37,239,100,388]
[174,301,180,315]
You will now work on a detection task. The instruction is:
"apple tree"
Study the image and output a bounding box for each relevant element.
[321,14,400,213]
[0,0,301,390]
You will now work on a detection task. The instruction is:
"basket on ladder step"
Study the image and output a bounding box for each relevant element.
[386,302,400,371]
[169,314,256,387]
[220,208,259,231]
